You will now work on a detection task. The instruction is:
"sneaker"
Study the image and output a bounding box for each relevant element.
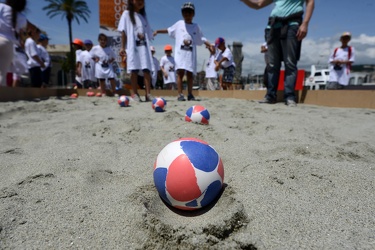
[286,99,297,107]
[131,93,141,102]
[114,93,119,97]
[145,94,154,102]
[187,94,196,101]
[177,94,186,101]
[258,98,276,104]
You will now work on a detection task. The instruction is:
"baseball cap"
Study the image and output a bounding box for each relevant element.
[150,45,155,51]
[72,38,84,47]
[164,44,173,51]
[84,39,93,45]
[181,2,195,12]
[38,34,49,41]
[215,37,225,47]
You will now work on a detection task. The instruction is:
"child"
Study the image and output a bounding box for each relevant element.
[327,32,355,90]
[90,33,117,96]
[160,44,177,90]
[150,46,160,89]
[72,38,84,88]
[153,2,212,101]
[25,28,45,88]
[205,44,218,90]
[37,34,51,87]
[77,39,96,89]
[117,0,154,102]
[214,37,236,90]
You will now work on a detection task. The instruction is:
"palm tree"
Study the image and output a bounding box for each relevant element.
[43,0,91,84]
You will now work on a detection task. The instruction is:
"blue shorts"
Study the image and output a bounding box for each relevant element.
[223,65,235,83]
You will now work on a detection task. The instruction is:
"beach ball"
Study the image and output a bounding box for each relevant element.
[185,105,210,125]
[117,95,130,107]
[152,97,167,112]
[70,93,78,99]
[153,138,224,210]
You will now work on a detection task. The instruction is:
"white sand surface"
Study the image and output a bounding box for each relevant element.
[0,95,374,249]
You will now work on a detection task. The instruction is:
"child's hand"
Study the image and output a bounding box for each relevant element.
[119,49,126,57]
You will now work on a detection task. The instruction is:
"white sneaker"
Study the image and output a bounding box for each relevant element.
[286,99,297,107]
[131,93,141,102]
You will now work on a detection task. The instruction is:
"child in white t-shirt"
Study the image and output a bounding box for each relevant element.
[160,44,177,90]
[117,0,154,102]
[90,33,117,96]
[153,2,212,101]
[214,37,236,90]
[150,46,160,89]
[205,44,218,90]
[327,32,355,89]
[77,39,96,88]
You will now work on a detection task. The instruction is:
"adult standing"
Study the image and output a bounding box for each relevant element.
[327,32,355,90]
[241,0,314,106]
[37,34,52,87]
[0,0,27,87]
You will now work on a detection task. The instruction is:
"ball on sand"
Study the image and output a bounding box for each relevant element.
[70,93,78,99]
[153,138,224,210]
[185,105,210,125]
[117,95,130,107]
[152,97,167,112]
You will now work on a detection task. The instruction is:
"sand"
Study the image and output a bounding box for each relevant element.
[0,95,374,249]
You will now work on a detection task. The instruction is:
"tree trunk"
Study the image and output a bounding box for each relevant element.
[67,18,75,84]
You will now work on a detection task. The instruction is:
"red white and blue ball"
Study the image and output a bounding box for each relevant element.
[152,97,167,112]
[118,95,130,107]
[185,105,210,125]
[153,138,224,210]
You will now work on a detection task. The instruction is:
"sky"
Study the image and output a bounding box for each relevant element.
[20,0,375,75]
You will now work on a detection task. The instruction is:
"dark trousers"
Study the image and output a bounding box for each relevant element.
[265,25,300,102]
[42,67,51,85]
[29,66,42,88]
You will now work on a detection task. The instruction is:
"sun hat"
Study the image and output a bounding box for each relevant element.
[215,37,225,47]
[181,2,195,12]
[164,44,173,51]
[83,39,93,45]
[150,45,155,51]
[341,32,351,38]
[72,38,84,47]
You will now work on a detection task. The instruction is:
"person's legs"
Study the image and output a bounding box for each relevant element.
[108,78,117,95]
[130,70,139,95]
[99,79,106,94]
[265,29,282,102]
[206,78,215,90]
[29,67,43,88]
[0,37,13,87]
[282,25,299,103]
[176,69,186,100]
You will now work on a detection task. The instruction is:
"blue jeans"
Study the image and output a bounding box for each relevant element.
[265,25,300,102]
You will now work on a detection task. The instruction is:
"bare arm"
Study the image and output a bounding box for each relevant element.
[240,0,273,10]
[120,31,127,56]
[153,29,168,37]
[297,0,315,41]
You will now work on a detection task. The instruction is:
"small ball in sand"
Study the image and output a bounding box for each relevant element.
[117,95,130,107]
[153,138,224,210]
[152,97,167,112]
[185,105,210,125]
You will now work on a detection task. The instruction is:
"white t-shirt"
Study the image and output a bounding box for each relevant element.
[216,47,235,69]
[167,20,206,75]
[151,56,160,87]
[75,49,83,83]
[205,53,217,78]
[90,45,117,79]
[78,50,96,82]
[117,10,154,72]
[37,44,51,71]
[25,37,41,68]
[160,55,176,84]
[0,3,27,43]
[328,46,355,86]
